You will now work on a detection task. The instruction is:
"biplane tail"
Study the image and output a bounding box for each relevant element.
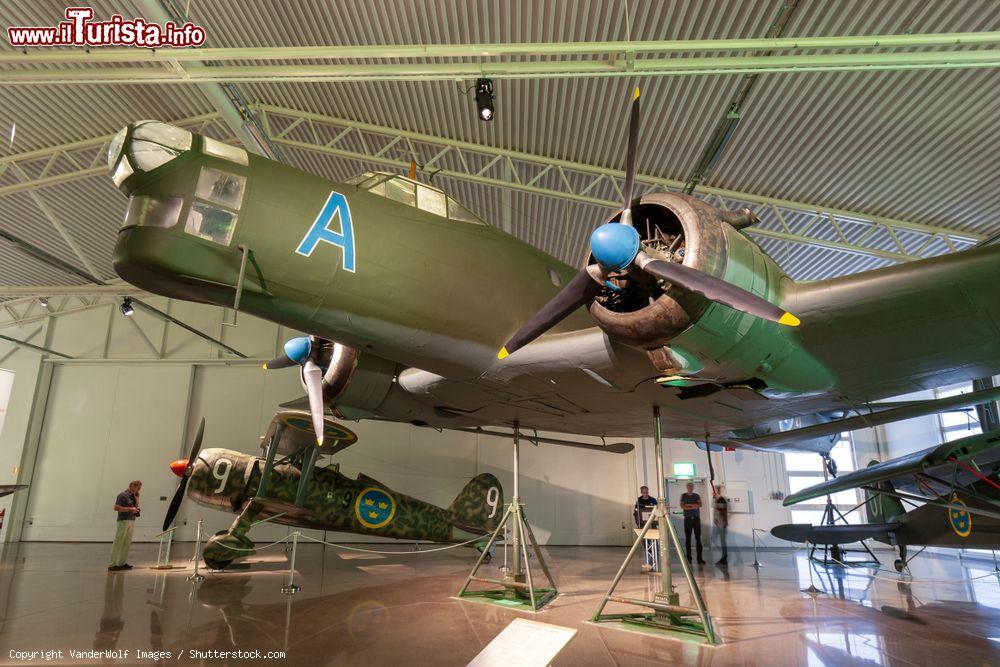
[448,473,504,533]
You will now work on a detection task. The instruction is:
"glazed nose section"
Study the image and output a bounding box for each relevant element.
[169,458,189,478]
[108,120,194,191]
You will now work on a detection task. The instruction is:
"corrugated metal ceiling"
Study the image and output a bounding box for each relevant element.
[0,0,997,290]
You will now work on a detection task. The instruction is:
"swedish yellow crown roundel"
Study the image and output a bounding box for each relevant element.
[948,494,972,538]
[355,487,396,529]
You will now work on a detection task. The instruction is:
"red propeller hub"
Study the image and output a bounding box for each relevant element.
[169,459,189,478]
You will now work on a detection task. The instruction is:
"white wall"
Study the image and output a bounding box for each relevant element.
[634,437,791,549]
[1,297,636,547]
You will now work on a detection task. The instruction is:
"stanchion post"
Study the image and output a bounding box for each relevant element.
[187,520,205,583]
[752,528,762,570]
[282,531,301,594]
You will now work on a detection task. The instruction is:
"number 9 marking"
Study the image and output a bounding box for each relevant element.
[212,458,232,494]
[485,486,499,518]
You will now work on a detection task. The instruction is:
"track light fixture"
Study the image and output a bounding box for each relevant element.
[475,78,494,122]
[120,296,134,317]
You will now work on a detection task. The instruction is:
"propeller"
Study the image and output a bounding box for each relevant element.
[162,417,205,532]
[262,336,327,446]
[498,86,799,359]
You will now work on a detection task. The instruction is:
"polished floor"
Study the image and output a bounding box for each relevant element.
[0,540,998,666]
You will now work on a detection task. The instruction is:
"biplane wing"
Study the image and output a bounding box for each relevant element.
[771,522,902,545]
[783,428,1000,506]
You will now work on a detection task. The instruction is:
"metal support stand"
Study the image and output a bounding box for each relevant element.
[153,526,178,570]
[808,496,880,567]
[187,520,205,583]
[751,528,764,570]
[801,541,823,595]
[281,531,301,595]
[458,421,557,611]
[592,407,720,645]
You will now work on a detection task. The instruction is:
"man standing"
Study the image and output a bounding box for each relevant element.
[634,485,657,527]
[109,480,141,571]
[714,486,729,566]
[679,482,704,564]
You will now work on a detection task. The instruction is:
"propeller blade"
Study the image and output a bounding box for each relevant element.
[302,360,326,446]
[262,353,296,370]
[637,254,800,326]
[185,417,206,475]
[621,86,641,221]
[262,336,312,370]
[162,476,188,532]
[499,266,603,359]
[162,417,206,531]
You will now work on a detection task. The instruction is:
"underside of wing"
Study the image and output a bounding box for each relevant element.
[783,428,1000,506]
[771,522,901,545]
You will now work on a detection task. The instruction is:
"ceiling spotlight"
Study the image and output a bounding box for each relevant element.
[120,296,134,317]
[475,78,494,122]
[38,297,50,311]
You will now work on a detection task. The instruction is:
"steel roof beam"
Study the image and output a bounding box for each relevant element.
[1,50,998,85]
[0,113,221,197]
[254,105,982,264]
[3,32,998,64]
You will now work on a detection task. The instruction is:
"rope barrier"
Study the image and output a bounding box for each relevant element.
[209,531,490,555]
[818,555,1000,584]
[297,532,490,555]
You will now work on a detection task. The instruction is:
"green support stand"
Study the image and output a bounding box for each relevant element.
[457,422,557,611]
[592,407,720,645]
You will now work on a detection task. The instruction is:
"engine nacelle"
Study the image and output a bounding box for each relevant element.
[588,193,785,374]
[302,340,396,414]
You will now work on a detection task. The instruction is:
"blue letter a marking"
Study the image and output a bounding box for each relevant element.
[295,191,356,272]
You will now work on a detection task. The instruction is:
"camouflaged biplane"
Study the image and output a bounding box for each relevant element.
[163,412,503,570]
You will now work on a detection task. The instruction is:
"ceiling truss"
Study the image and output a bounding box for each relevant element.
[2,32,997,85]
[255,105,982,263]
[0,107,983,271]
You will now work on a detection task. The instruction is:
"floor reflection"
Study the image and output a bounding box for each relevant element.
[0,543,998,666]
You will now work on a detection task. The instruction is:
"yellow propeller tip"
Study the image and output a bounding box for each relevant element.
[497,347,509,360]
[633,86,640,100]
[261,363,268,369]
[778,312,800,327]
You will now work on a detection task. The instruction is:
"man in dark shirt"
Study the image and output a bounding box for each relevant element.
[714,486,729,566]
[634,485,657,527]
[109,480,141,571]
[679,482,705,564]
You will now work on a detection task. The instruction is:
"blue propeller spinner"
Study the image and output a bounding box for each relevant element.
[262,336,328,447]
[590,222,641,272]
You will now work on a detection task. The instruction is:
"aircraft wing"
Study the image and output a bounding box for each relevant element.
[783,428,1000,506]
[771,522,901,545]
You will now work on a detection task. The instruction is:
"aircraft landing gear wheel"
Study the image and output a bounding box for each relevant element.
[203,556,234,570]
[894,559,905,573]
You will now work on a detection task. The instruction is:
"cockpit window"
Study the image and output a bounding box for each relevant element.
[185,167,246,246]
[129,121,193,172]
[195,168,246,210]
[350,171,484,224]
[123,196,183,229]
[203,136,249,166]
[385,178,416,206]
[108,127,127,171]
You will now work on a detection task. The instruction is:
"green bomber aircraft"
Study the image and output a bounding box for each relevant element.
[772,427,1000,571]
[162,414,504,570]
[107,91,1000,458]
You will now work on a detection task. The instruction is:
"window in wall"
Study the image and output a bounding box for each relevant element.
[0,369,13,442]
[784,433,861,526]
[936,382,983,442]
[936,381,996,560]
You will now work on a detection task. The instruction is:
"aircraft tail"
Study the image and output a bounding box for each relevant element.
[448,473,504,533]
[862,460,905,523]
